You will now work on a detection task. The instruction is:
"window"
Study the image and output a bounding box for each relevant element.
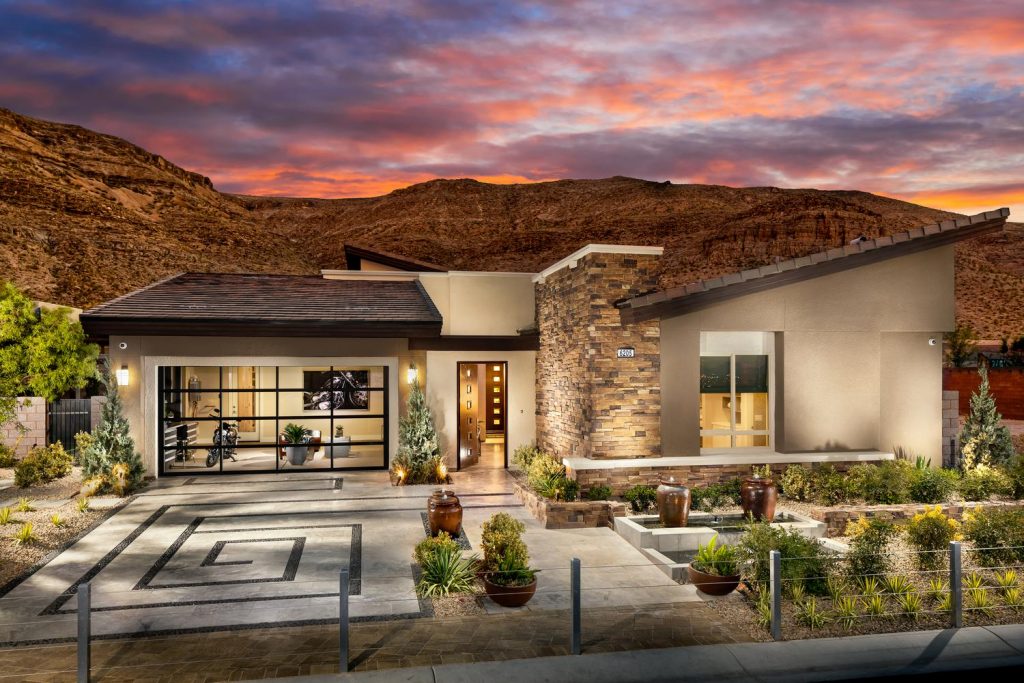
[699,333,771,449]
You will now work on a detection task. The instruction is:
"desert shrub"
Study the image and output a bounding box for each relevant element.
[738,521,836,596]
[779,465,810,501]
[534,474,579,501]
[72,431,94,466]
[14,443,72,488]
[0,443,16,468]
[905,506,961,570]
[909,468,959,504]
[849,461,913,504]
[586,485,612,501]
[414,531,461,566]
[623,484,657,513]
[1003,453,1024,500]
[845,517,898,579]
[481,512,527,572]
[80,475,106,498]
[526,452,565,492]
[511,443,543,471]
[560,478,580,501]
[691,479,741,512]
[962,508,1024,567]
[416,544,478,597]
[807,465,851,505]
[958,465,1010,501]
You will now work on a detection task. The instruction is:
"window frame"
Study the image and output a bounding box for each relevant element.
[699,344,773,453]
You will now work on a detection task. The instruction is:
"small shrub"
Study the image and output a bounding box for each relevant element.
[795,596,827,629]
[535,474,578,501]
[849,461,914,504]
[858,576,882,597]
[962,508,1024,567]
[76,497,90,513]
[937,592,954,613]
[692,535,738,577]
[110,462,131,497]
[738,521,836,596]
[905,505,960,570]
[586,485,612,501]
[1003,453,1024,500]
[994,569,1018,590]
[807,464,851,505]
[623,485,657,513]
[415,545,479,597]
[958,465,1010,501]
[1003,587,1024,609]
[14,443,73,488]
[845,518,898,579]
[73,431,95,465]
[968,587,994,616]
[50,513,64,528]
[16,497,33,513]
[0,443,16,468]
[414,531,461,566]
[489,545,535,587]
[526,453,565,492]
[862,594,887,617]
[963,571,985,590]
[481,512,527,572]
[13,522,37,545]
[834,595,858,630]
[788,581,806,603]
[0,507,12,525]
[826,575,846,604]
[884,575,913,596]
[779,465,810,501]
[928,577,948,603]
[80,476,106,498]
[897,591,923,620]
[691,479,741,512]
[511,443,542,471]
[909,468,959,504]
[755,591,772,630]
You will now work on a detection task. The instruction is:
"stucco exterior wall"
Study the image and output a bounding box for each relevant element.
[418,272,535,336]
[660,246,953,461]
[423,350,536,468]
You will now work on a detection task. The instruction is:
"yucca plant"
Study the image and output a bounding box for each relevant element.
[50,513,65,528]
[826,575,846,604]
[928,577,948,603]
[0,507,13,525]
[755,591,772,630]
[796,596,828,629]
[994,569,1018,590]
[963,571,985,591]
[77,497,90,513]
[863,594,887,617]
[937,592,954,613]
[788,581,806,604]
[16,498,33,513]
[884,575,913,596]
[14,522,37,545]
[897,591,923,620]
[834,596,858,630]
[415,545,479,597]
[858,576,882,597]
[1003,587,1024,610]
[968,587,995,616]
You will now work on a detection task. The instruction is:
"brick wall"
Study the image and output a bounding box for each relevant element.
[535,251,661,459]
[1,397,47,456]
[943,368,1024,419]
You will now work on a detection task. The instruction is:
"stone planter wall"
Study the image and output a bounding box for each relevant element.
[809,499,1024,537]
[512,480,627,529]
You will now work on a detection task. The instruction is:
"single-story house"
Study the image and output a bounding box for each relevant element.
[79,208,1010,487]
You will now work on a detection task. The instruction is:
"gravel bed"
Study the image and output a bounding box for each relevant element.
[430,583,488,618]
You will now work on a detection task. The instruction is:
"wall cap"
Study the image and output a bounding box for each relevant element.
[563,450,895,470]
[532,244,665,283]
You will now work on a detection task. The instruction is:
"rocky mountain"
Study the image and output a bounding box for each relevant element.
[2,108,1022,337]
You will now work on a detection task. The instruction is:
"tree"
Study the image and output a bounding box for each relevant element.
[394,380,443,483]
[959,365,1014,469]
[80,362,145,493]
[0,281,98,428]
[944,322,977,368]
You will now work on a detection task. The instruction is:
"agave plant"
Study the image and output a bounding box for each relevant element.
[1003,587,1024,610]
[897,592,923,620]
[928,577,948,603]
[884,575,913,596]
[796,597,828,629]
[858,576,882,597]
[14,522,37,545]
[994,570,1018,590]
[963,571,985,591]
[833,596,858,630]
[415,545,479,597]
[863,594,887,617]
[968,587,995,617]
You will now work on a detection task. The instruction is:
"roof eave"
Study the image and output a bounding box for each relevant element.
[79,317,443,339]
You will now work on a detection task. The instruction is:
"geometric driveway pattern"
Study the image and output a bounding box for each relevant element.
[0,469,695,647]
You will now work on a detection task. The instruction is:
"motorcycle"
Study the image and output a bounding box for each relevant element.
[205,409,239,467]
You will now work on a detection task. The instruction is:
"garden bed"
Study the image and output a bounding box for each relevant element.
[512,479,626,529]
[802,498,1024,537]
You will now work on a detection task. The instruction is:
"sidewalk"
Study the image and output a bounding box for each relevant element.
[266,624,1024,682]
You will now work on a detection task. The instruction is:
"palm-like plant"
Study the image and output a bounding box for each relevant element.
[281,423,312,444]
[416,545,479,597]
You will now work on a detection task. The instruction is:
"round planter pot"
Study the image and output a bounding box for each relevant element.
[687,565,741,596]
[427,489,463,537]
[656,478,691,528]
[285,445,307,466]
[483,574,537,607]
[740,477,778,521]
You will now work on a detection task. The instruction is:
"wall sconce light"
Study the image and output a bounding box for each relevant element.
[406,363,417,385]
[116,364,130,386]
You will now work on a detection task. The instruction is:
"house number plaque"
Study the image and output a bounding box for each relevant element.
[616,346,635,359]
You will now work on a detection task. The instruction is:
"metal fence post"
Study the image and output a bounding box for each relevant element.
[570,557,581,655]
[77,582,90,683]
[769,550,782,641]
[950,541,963,628]
[339,569,350,672]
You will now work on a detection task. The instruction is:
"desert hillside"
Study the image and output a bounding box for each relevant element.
[2,108,1021,337]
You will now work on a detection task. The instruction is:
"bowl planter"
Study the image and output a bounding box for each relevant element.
[285,444,307,466]
[656,477,691,528]
[687,564,741,596]
[427,489,463,537]
[740,476,778,521]
[483,573,537,607]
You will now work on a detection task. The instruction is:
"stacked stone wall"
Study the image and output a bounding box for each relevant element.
[512,480,627,529]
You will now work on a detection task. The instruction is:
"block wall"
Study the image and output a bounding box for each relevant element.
[0,397,47,456]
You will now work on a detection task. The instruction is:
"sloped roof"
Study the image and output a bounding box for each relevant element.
[80,272,443,337]
[343,244,446,272]
[617,208,1010,323]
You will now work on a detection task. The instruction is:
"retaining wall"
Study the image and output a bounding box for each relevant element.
[512,479,627,529]
[809,499,1024,537]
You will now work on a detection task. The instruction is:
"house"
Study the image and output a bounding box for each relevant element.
[79,208,1010,486]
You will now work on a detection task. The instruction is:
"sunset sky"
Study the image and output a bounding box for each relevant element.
[2,1,1022,217]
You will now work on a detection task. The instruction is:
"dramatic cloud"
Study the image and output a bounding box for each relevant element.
[1,0,1022,215]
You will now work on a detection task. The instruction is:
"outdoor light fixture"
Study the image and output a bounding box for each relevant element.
[406,363,417,385]
[116,364,130,386]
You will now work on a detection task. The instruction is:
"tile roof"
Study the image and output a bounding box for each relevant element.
[618,208,1010,323]
[80,273,443,337]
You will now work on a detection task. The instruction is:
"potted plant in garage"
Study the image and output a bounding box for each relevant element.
[481,512,537,607]
[687,535,741,596]
[333,424,351,457]
[282,423,312,466]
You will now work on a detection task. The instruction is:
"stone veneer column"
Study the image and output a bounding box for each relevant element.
[535,251,661,459]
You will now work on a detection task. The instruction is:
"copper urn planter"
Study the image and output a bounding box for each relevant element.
[740,476,778,521]
[427,489,463,537]
[656,477,691,528]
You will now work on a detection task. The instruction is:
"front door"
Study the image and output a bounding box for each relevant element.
[456,361,507,470]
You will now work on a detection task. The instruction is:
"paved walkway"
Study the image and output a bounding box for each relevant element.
[0,468,700,646]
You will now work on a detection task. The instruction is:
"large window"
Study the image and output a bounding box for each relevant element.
[157,364,388,474]
[699,333,771,449]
